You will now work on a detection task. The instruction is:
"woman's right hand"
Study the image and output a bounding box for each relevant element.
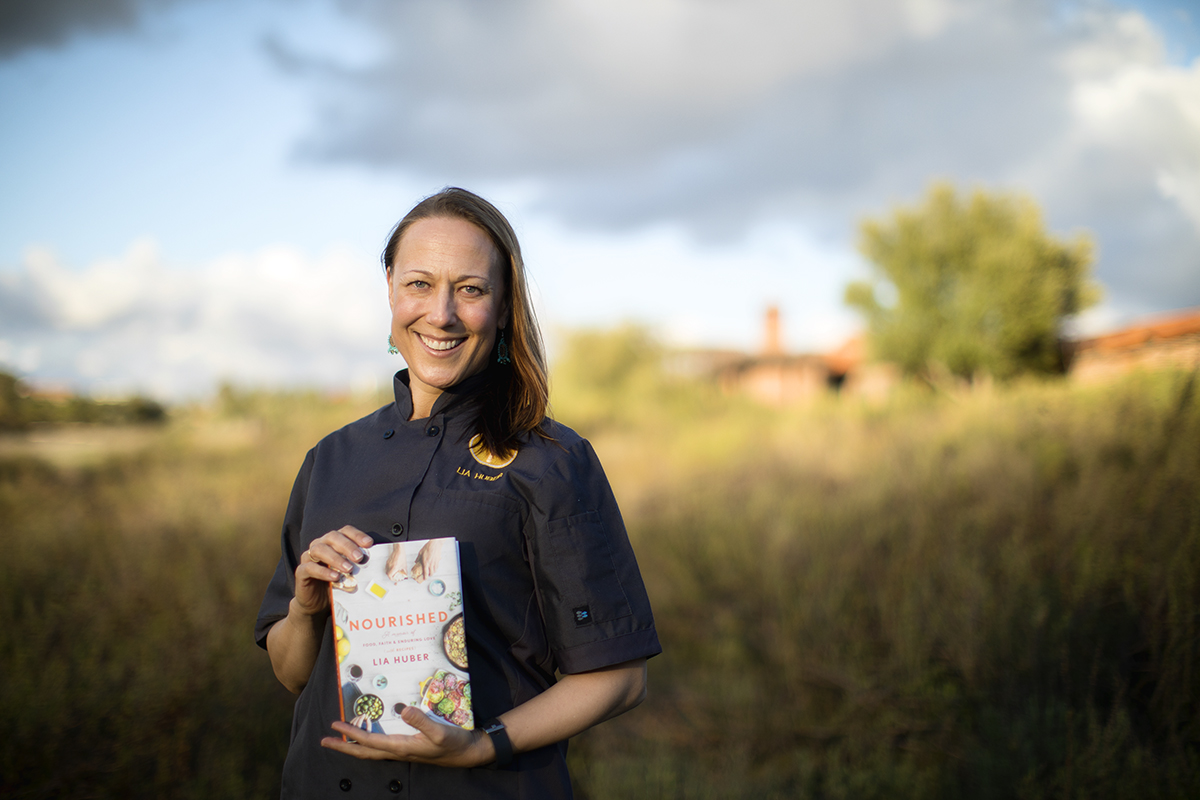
[269,525,375,694]
[293,525,375,617]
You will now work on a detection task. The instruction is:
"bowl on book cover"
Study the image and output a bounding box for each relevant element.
[354,693,384,721]
[418,669,473,729]
[442,613,468,670]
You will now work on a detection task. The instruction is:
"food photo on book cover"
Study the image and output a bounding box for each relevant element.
[328,537,472,737]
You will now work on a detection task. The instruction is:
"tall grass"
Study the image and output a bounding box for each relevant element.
[0,389,387,799]
[563,360,1200,799]
[1,341,1197,799]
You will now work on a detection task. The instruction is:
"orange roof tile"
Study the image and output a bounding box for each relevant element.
[1076,308,1200,353]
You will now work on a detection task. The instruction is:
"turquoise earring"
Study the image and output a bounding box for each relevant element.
[497,330,511,365]
[387,334,399,355]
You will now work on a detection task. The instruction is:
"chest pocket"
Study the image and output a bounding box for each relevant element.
[412,483,519,523]
[413,487,526,579]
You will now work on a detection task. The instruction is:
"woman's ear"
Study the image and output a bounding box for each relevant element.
[386,267,396,308]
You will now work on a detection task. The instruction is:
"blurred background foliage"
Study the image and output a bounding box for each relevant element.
[0,371,166,430]
[549,324,729,435]
[845,183,1100,383]
[1,329,1198,798]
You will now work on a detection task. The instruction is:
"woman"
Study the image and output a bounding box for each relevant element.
[255,188,661,799]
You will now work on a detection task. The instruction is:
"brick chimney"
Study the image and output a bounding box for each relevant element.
[762,305,782,356]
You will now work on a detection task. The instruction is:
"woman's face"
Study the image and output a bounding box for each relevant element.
[387,216,508,415]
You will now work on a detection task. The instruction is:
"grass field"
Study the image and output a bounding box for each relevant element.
[1,338,1196,799]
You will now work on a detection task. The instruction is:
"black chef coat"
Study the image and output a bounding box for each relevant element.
[255,370,661,799]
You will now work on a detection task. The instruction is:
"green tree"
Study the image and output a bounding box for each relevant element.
[0,372,27,430]
[0,370,166,428]
[551,325,669,430]
[845,182,1099,382]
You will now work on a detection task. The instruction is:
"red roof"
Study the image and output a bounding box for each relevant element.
[825,334,865,375]
[1075,308,1200,353]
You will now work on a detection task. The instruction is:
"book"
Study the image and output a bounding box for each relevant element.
[328,537,473,736]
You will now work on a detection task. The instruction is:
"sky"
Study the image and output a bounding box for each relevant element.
[0,0,1198,399]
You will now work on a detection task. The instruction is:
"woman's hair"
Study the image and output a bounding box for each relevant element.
[382,187,550,455]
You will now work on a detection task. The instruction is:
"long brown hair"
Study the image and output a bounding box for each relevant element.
[382,188,549,455]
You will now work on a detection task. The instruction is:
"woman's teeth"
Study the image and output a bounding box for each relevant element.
[419,335,464,351]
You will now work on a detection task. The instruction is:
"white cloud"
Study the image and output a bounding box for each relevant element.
[0,223,865,400]
[0,239,396,398]
[1075,42,1200,232]
[1158,168,1200,229]
[4,0,1197,399]
[284,0,1197,314]
[1020,11,1200,308]
[296,1,1052,212]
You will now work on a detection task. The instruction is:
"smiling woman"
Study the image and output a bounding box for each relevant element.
[386,215,507,415]
[256,187,661,800]
[380,189,550,459]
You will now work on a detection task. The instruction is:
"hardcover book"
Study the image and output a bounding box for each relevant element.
[329,537,473,736]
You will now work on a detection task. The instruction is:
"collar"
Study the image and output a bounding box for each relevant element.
[392,369,491,422]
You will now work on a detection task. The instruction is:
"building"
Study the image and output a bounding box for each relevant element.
[1067,307,1200,383]
[707,305,1200,407]
[710,306,886,406]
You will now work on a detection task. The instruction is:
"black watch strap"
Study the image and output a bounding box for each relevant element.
[481,718,513,767]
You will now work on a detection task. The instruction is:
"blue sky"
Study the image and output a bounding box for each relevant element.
[1,0,1197,397]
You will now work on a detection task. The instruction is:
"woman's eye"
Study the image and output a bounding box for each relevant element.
[461,285,484,296]
[407,280,429,289]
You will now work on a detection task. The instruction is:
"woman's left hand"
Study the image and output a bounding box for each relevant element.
[321,705,494,768]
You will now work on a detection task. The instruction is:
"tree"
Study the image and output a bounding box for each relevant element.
[845,182,1100,382]
[0,371,26,430]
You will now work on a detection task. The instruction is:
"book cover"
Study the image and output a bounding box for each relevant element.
[328,537,473,736]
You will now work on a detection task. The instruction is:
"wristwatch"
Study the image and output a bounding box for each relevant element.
[481,718,513,767]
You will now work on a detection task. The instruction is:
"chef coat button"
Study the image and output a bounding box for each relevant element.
[391,523,403,536]
[383,429,394,439]
[427,425,440,437]
[339,778,352,791]
[388,779,403,793]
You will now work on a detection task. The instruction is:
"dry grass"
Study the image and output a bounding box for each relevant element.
[2,357,1197,799]
[566,366,1200,799]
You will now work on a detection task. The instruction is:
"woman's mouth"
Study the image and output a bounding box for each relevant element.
[418,334,465,352]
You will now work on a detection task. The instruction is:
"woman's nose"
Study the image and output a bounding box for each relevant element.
[425,287,459,328]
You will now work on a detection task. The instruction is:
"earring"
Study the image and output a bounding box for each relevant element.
[387,334,399,355]
[497,330,511,365]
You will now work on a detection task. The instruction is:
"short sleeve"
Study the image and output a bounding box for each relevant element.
[254,448,316,649]
[525,438,661,674]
